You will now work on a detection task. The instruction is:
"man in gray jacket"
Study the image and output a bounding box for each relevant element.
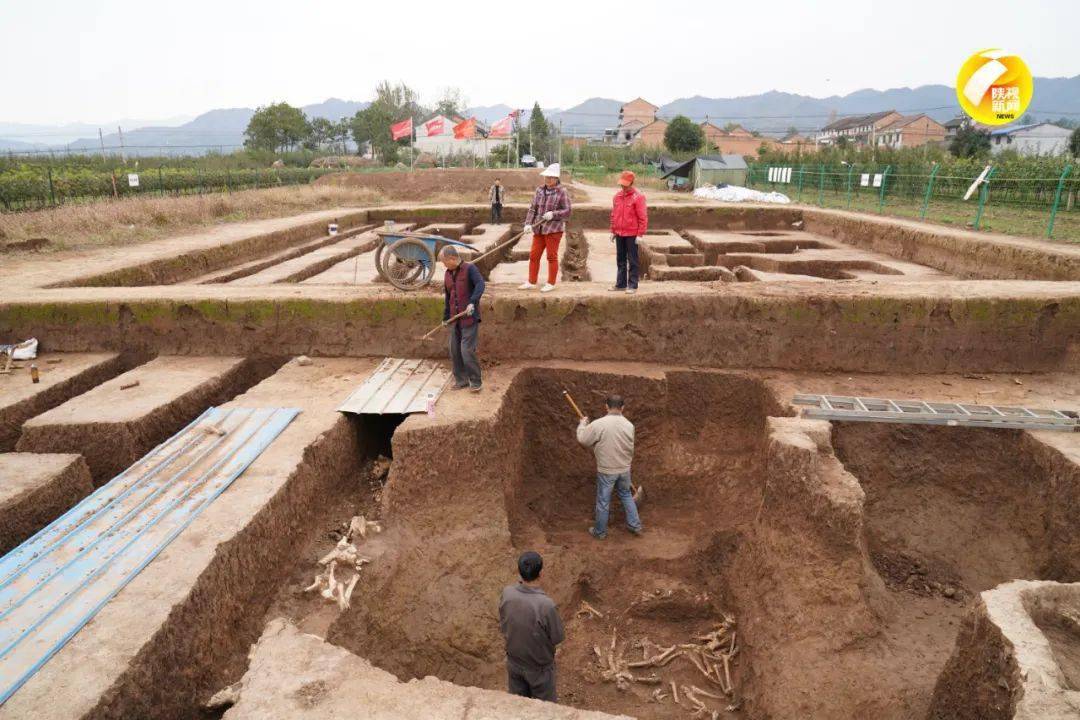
[499,551,565,702]
[575,395,643,539]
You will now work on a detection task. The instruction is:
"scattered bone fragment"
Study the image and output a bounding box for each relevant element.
[347,514,382,541]
[295,355,313,366]
[575,600,604,619]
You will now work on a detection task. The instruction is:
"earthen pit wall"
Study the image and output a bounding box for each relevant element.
[52,211,371,288]
[928,580,1080,720]
[4,289,1080,374]
[327,370,526,685]
[804,209,1080,281]
[0,454,93,554]
[726,416,893,720]
[1023,432,1080,581]
[0,362,376,720]
[15,356,284,485]
[0,352,139,451]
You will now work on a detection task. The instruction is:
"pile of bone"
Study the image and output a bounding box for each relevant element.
[304,515,381,611]
[590,612,739,718]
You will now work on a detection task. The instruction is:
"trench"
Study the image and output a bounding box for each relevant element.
[314,368,784,720]
[827,422,1077,720]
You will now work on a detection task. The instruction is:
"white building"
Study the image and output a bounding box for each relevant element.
[989,123,1073,156]
[413,114,510,159]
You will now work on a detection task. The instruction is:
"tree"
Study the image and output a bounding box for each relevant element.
[434,87,467,119]
[349,81,427,164]
[949,125,991,158]
[334,119,351,154]
[309,117,335,150]
[244,102,311,153]
[664,115,704,153]
[1020,113,1037,125]
[1070,127,1080,158]
[520,102,552,161]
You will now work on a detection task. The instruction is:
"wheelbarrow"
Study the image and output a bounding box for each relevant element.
[373,229,474,291]
[373,227,526,291]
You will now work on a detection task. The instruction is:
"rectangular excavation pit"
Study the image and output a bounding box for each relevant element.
[804,421,1080,720]
[0,452,93,554]
[0,357,384,720]
[227,231,381,285]
[15,355,283,485]
[300,223,418,285]
[320,366,786,720]
[192,224,377,284]
[0,352,135,452]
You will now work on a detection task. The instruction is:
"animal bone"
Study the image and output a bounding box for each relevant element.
[320,561,339,600]
[575,601,604,619]
[339,572,360,611]
[670,681,679,705]
[348,515,382,540]
[689,685,726,701]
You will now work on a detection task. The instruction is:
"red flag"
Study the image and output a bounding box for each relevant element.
[452,117,477,140]
[391,117,413,141]
[424,117,445,136]
[489,116,512,138]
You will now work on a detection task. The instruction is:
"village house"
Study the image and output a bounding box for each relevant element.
[874,114,947,149]
[816,110,903,146]
[989,123,1073,156]
[779,132,819,153]
[414,114,507,159]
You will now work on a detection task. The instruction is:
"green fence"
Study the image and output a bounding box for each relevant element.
[747,162,1079,241]
[0,165,336,212]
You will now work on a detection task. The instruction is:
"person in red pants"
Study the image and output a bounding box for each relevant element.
[520,163,572,293]
[609,170,648,294]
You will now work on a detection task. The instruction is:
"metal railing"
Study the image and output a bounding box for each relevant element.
[747,162,1079,241]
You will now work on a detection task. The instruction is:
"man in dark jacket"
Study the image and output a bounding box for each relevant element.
[499,551,565,702]
[489,178,504,224]
[440,245,485,392]
[609,170,648,294]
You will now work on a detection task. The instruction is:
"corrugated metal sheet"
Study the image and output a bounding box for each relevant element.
[0,406,299,706]
[337,358,451,415]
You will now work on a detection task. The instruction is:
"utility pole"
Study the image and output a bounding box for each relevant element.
[117,126,126,163]
[98,128,107,161]
[557,120,562,165]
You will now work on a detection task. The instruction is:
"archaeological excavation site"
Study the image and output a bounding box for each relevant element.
[3,188,1080,720]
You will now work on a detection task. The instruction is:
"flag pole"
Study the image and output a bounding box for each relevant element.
[410,118,415,171]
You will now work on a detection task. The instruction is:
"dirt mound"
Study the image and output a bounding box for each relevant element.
[314,168,573,202]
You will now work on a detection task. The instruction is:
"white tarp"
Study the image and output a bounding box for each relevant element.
[692,184,791,204]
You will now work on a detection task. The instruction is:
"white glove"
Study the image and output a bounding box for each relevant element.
[524,224,533,234]
[610,233,616,243]
[579,416,589,426]
[541,211,554,221]
[466,303,475,316]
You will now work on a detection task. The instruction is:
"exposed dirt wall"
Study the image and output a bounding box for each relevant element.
[805,209,1080,281]
[0,453,93,554]
[723,417,893,720]
[5,289,1080,374]
[80,416,367,720]
[16,356,283,485]
[53,211,371,288]
[0,352,137,451]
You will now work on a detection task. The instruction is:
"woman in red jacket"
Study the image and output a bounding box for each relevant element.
[609,170,648,294]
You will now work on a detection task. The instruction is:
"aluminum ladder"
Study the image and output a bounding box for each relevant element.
[792,394,1080,432]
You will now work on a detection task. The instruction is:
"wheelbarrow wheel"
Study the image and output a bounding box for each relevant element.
[382,237,435,291]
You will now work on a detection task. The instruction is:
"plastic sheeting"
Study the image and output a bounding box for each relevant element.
[692,184,791,204]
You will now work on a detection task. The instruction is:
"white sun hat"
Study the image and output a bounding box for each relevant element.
[539,163,561,178]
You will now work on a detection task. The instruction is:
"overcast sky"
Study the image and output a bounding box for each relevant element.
[2,0,1078,126]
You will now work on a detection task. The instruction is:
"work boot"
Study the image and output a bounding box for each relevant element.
[451,382,469,390]
[588,527,606,540]
[625,288,637,295]
[628,526,644,536]
[469,383,483,393]
[540,283,556,293]
[518,282,536,290]
[608,285,624,291]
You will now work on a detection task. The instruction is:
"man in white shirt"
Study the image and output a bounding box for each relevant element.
[575,395,643,539]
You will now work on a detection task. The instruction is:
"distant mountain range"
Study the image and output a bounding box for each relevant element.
[0,99,369,156]
[4,76,1077,155]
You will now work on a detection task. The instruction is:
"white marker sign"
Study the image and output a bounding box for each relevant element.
[127,173,140,188]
